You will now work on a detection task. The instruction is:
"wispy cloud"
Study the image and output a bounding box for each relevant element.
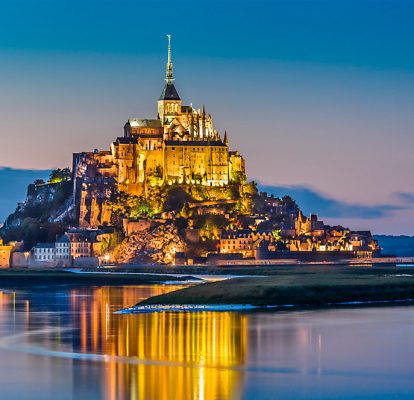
[258,184,412,220]
[396,192,414,204]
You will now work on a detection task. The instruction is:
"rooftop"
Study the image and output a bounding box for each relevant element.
[165,140,226,147]
[35,243,55,249]
[128,119,162,128]
[159,82,180,101]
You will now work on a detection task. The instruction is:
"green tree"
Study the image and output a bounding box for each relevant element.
[272,229,282,241]
[49,168,71,183]
[163,186,193,212]
[281,195,298,212]
[180,202,192,219]
[130,197,155,219]
[34,179,45,186]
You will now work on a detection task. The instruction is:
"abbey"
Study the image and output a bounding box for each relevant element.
[73,36,246,226]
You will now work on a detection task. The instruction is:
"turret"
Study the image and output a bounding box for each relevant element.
[223,130,229,146]
[201,105,206,139]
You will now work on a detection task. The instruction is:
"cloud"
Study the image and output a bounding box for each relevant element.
[258,183,410,220]
[0,167,50,223]
[0,167,411,228]
[396,192,414,204]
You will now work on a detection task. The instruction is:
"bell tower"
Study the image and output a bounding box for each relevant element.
[158,34,181,124]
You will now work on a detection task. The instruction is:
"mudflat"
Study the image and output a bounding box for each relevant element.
[138,266,414,308]
[0,269,193,286]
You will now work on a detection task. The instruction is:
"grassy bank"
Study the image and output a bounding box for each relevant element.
[0,269,192,287]
[138,266,414,308]
[102,262,400,276]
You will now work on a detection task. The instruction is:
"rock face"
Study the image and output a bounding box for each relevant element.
[113,221,186,264]
[3,181,75,231]
[0,180,77,249]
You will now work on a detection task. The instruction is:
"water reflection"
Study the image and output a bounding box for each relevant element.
[2,287,414,399]
[0,286,247,400]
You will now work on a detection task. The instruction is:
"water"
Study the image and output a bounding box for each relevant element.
[0,285,413,399]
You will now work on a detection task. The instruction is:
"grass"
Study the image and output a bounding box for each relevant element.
[0,269,192,286]
[138,266,414,308]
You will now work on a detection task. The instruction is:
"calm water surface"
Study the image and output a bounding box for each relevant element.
[0,285,413,400]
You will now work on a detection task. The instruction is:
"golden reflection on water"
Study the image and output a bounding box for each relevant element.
[0,286,247,399]
[70,286,247,400]
[1,288,414,399]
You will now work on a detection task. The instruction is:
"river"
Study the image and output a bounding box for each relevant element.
[0,285,413,399]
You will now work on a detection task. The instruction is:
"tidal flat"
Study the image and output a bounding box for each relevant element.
[0,269,194,286]
[137,265,414,310]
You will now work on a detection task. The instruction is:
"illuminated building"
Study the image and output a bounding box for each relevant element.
[32,243,56,265]
[220,230,274,258]
[73,35,246,227]
[295,211,325,237]
[0,238,16,268]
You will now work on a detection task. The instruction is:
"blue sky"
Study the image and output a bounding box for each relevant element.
[0,0,413,234]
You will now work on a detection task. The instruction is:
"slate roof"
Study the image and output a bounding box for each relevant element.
[165,140,226,147]
[113,137,139,145]
[56,234,71,243]
[128,118,162,128]
[159,83,180,100]
[35,243,56,249]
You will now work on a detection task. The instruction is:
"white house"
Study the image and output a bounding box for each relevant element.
[33,243,56,266]
[66,233,92,258]
[55,234,72,267]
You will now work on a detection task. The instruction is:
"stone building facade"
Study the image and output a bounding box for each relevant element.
[0,239,16,268]
[220,230,274,258]
[73,36,246,227]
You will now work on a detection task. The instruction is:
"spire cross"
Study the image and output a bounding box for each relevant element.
[166,34,174,83]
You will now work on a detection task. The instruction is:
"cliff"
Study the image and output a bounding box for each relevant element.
[0,180,76,249]
[112,221,186,264]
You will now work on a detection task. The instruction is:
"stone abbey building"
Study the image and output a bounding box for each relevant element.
[73,36,246,227]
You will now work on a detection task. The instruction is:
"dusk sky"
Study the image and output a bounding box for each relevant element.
[0,0,413,234]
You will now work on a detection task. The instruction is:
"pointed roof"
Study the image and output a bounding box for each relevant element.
[159,35,180,101]
[159,83,180,100]
[165,34,174,84]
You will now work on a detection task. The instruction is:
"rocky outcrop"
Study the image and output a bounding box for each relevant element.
[3,181,75,230]
[0,180,76,248]
[113,221,186,264]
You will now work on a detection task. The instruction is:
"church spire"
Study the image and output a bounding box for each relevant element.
[165,34,174,84]
[159,34,180,101]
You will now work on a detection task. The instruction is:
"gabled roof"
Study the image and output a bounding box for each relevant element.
[128,118,162,128]
[113,137,139,145]
[67,233,90,243]
[159,83,180,100]
[56,234,70,243]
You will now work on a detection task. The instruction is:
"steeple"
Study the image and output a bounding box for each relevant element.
[159,34,180,101]
[223,130,229,146]
[165,34,173,84]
